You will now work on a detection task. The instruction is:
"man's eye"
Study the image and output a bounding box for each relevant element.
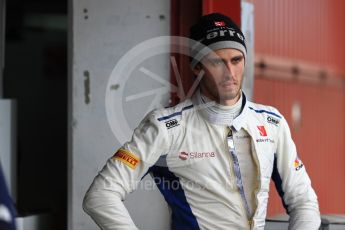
[232,57,243,64]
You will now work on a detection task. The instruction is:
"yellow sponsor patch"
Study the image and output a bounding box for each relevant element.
[112,149,140,169]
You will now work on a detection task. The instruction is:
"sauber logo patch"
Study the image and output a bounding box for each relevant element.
[214,21,226,27]
[294,157,304,171]
[257,126,268,136]
[179,152,189,160]
[112,149,140,169]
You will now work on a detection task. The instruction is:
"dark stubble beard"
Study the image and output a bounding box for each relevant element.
[218,86,242,102]
[201,77,243,104]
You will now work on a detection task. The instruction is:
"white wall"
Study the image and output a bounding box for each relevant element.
[241,0,255,101]
[68,0,171,229]
[0,100,16,200]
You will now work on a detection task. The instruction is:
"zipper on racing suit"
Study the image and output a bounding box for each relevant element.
[249,134,262,229]
[226,127,252,227]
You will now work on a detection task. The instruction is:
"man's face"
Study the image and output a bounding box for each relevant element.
[193,48,245,106]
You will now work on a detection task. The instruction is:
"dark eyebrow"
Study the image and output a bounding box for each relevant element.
[231,55,244,61]
[205,54,244,63]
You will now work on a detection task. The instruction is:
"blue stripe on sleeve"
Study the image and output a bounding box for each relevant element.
[249,107,282,119]
[157,105,194,121]
[271,154,289,213]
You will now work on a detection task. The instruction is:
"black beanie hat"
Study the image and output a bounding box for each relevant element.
[189,13,246,67]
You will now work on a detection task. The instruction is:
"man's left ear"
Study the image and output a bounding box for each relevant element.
[192,63,202,76]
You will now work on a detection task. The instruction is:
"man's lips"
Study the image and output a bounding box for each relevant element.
[220,81,237,87]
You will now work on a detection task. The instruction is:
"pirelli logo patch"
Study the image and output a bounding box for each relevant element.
[112,149,140,169]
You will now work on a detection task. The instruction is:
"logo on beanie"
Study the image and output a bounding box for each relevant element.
[214,21,226,27]
[205,29,245,42]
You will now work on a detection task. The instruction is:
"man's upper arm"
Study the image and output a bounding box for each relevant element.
[92,110,171,197]
[83,111,171,229]
[273,116,320,229]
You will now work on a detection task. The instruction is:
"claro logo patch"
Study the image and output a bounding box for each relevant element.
[294,157,304,171]
[112,149,140,169]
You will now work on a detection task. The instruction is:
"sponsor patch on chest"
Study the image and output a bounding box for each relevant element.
[267,115,280,126]
[165,119,179,129]
[256,125,275,143]
[178,151,217,160]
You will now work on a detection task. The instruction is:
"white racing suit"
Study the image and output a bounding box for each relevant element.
[83,92,321,230]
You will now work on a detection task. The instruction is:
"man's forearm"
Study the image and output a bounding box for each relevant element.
[83,190,139,230]
[288,205,321,230]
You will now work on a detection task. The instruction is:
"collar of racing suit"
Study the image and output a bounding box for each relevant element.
[193,88,248,129]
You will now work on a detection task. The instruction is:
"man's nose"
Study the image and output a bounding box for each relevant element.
[223,61,234,77]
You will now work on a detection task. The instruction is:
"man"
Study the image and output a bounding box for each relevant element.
[83,13,321,229]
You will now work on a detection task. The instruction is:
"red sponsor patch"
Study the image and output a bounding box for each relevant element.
[179,152,189,160]
[257,126,268,136]
[214,21,226,27]
[112,149,140,169]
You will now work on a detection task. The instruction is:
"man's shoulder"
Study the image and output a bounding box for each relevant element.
[245,101,286,134]
[150,99,195,124]
[246,101,284,120]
